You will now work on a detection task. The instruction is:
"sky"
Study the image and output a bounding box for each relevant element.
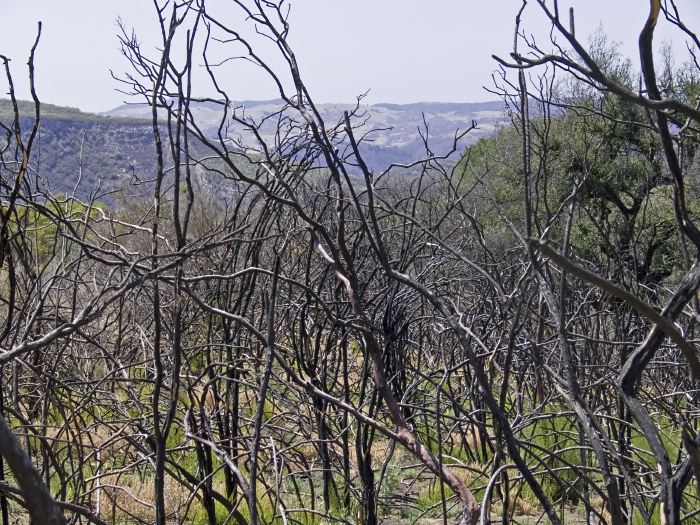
[0,1,698,113]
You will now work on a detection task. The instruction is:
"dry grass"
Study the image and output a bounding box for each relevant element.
[93,472,229,523]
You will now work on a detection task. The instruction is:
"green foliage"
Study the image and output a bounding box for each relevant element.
[462,80,683,290]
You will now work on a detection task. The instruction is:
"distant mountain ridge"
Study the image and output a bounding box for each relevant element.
[0,98,506,202]
[104,99,507,168]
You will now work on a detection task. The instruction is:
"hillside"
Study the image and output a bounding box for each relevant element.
[106,99,507,169]
[0,98,506,203]
[0,100,155,201]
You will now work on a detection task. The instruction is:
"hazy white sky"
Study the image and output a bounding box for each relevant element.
[0,1,698,113]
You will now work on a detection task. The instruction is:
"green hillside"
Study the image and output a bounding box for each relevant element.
[0,99,156,200]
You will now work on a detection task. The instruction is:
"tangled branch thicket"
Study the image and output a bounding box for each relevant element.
[0,1,699,524]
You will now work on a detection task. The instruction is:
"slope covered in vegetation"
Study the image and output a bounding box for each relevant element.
[0,99,154,200]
